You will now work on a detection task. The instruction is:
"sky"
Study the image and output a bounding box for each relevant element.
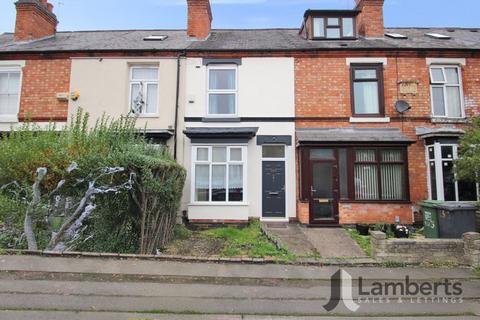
[0,0,479,33]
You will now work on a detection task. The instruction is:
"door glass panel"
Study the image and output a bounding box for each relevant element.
[441,146,453,159]
[312,162,334,220]
[442,161,456,201]
[339,148,348,199]
[429,161,437,200]
[310,149,335,161]
[262,145,285,158]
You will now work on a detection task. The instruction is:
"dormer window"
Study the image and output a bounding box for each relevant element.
[303,10,358,40]
[313,17,355,39]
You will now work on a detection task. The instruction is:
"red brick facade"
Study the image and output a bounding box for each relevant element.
[18,59,71,122]
[295,53,480,224]
[14,0,57,41]
[187,0,212,40]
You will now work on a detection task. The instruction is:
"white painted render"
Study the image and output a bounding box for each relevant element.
[68,57,185,154]
[183,57,296,221]
[185,58,295,118]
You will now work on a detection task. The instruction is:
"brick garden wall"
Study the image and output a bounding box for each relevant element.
[371,231,480,267]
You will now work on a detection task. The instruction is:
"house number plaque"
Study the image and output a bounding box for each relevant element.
[399,81,419,95]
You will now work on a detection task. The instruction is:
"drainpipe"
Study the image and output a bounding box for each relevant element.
[173,50,186,161]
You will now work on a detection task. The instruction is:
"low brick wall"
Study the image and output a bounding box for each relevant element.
[371,231,480,267]
[339,203,414,225]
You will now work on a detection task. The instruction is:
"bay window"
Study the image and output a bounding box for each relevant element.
[207,65,237,116]
[350,64,384,116]
[427,142,478,201]
[354,149,407,201]
[129,66,159,116]
[193,146,246,203]
[429,65,464,118]
[0,68,21,120]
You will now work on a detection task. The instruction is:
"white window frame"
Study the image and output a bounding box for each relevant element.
[206,65,238,118]
[426,142,479,201]
[429,65,465,119]
[0,66,23,123]
[128,66,159,117]
[191,145,247,205]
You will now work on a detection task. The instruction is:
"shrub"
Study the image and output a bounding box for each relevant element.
[0,110,185,254]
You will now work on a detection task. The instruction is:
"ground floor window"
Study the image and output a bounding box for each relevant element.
[192,145,246,203]
[300,146,409,202]
[427,141,479,201]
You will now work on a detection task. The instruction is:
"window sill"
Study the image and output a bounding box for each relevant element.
[431,117,467,124]
[0,115,19,123]
[202,117,241,123]
[136,114,159,119]
[349,117,390,123]
[189,202,249,207]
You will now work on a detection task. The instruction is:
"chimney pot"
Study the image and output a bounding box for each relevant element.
[47,2,54,12]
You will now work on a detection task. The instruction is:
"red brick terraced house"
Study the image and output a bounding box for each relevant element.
[0,0,479,226]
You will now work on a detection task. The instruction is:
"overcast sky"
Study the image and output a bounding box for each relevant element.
[0,0,478,33]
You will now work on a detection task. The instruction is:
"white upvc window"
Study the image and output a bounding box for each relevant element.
[429,65,464,118]
[192,145,247,203]
[207,65,237,117]
[0,67,22,122]
[129,66,159,116]
[427,142,479,201]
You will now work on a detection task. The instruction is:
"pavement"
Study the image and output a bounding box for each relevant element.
[263,224,366,258]
[0,255,479,319]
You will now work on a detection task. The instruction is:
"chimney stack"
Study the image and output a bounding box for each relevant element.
[14,0,58,42]
[187,0,212,40]
[355,0,385,38]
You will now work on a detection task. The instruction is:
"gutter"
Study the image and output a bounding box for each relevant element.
[173,50,186,160]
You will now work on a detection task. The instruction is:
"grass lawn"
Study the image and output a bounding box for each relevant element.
[164,220,295,261]
[345,228,372,256]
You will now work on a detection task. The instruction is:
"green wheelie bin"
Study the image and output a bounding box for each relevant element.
[419,200,443,238]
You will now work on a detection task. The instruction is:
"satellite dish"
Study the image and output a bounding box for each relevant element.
[395,100,411,114]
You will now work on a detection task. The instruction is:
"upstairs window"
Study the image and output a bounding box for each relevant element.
[312,16,355,39]
[350,64,384,116]
[0,68,21,119]
[207,65,237,116]
[429,65,464,118]
[129,66,159,116]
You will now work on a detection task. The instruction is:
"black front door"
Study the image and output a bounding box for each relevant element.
[262,161,286,218]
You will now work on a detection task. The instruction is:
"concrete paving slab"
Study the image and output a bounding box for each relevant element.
[0,255,477,280]
[262,223,316,256]
[301,228,366,258]
[0,311,478,320]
